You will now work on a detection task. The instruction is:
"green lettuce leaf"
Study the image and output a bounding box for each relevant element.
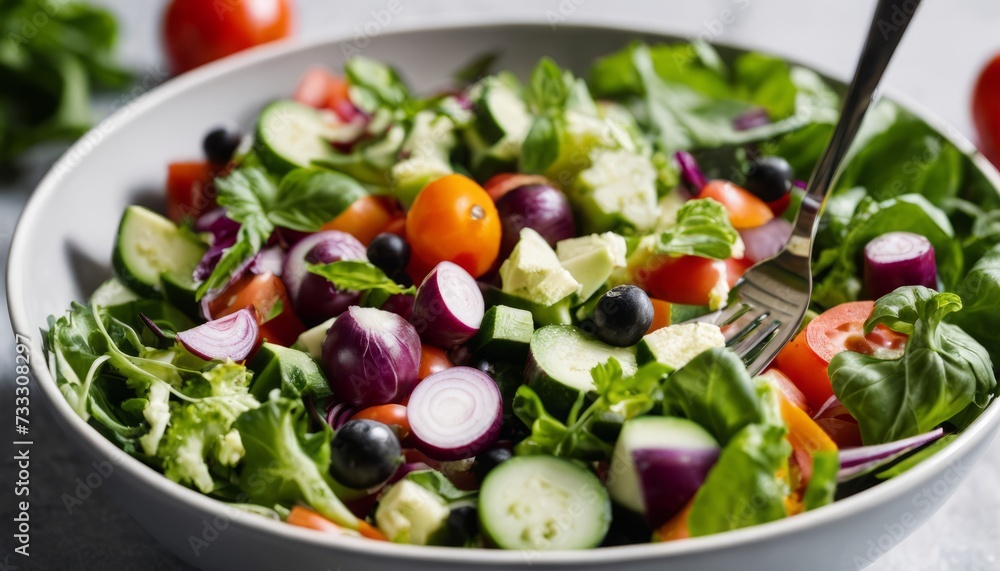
[655,198,743,260]
[802,450,839,511]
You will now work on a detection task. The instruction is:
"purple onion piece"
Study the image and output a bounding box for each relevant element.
[409,261,485,348]
[813,395,844,420]
[140,313,174,340]
[793,180,808,190]
[733,107,771,131]
[321,307,421,408]
[633,447,720,528]
[407,366,502,461]
[380,293,415,321]
[674,151,708,192]
[739,216,793,263]
[325,401,357,430]
[283,230,368,326]
[494,184,576,260]
[837,427,946,482]
[863,231,938,299]
[176,308,259,362]
[250,245,286,277]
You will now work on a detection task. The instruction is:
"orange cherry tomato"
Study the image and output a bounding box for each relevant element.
[321,195,396,246]
[162,0,293,74]
[698,180,774,230]
[285,506,343,534]
[646,298,672,334]
[973,54,1000,165]
[166,161,217,223]
[208,272,305,347]
[418,344,452,380]
[406,174,501,278]
[635,255,727,307]
[351,404,410,440]
[381,215,407,238]
[774,301,907,410]
[482,173,552,202]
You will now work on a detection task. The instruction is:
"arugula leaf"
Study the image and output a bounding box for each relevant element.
[662,347,763,445]
[687,423,791,536]
[269,169,368,231]
[830,286,996,444]
[308,260,415,308]
[802,450,839,511]
[655,198,744,260]
[234,392,359,528]
[952,245,1000,364]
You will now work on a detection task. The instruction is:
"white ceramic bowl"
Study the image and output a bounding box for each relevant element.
[8,21,1000,571]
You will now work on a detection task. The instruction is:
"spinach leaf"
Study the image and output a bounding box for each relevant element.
[655,198,743,260]
[234,392,359,528]
[662,347,763,445]
[952,245,1000,364]
[687,423,791,536]
[830,287,995,444]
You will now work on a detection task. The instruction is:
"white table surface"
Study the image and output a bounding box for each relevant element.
[2,1,999,569]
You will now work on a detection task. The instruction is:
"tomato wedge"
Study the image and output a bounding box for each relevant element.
[351,404,410,440]
[166,161,216,223]
[774,301,907,410]
[698,180,774,230]
[293,68,356,121]
[646,298,672,334]
[635,255,727,307]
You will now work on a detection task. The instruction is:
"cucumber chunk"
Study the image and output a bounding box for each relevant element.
[473,78,531,145]
[471,305,534,361]
[89,278,141,308]
[526,325,636,419]
[479,456,610,550]
[255,100,360,174]
[112,206,206,297]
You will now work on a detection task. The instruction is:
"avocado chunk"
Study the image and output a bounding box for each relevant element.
[572,149,660,234]
[499,228,580,307]
[291,317,335,360]
[556,232,627,301]
[636,322,725,371]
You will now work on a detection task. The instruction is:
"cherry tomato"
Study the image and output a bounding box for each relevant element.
[418,344,452,380]
[634,255,727,307]
[645,298,672,334]
[162,0,293,74]
[774,301,908,410]
[321,195,397,246]
[482,173,551,202]
[973,54,1000,164]
[166,161,217,222]
[406,174,501,278]
[293,68,355,121]
[351,404,410,440]
[698,180,774,230]
[208,272,305,347]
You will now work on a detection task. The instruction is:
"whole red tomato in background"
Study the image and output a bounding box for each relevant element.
[973,54,1000,165]
[163,0,294,74]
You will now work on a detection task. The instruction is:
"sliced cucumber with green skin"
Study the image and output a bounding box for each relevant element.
[669,303,714,324]
[485,287,572,327]
[473,79,531,145]
[471,305,534,361]
[89,278,141,308]
[255,100,356,174]
[479,456,610,550]
[112,206,207,298]
[526,325,637,420]
[161,271,200,320]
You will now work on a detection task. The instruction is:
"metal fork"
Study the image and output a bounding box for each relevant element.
[689,0,922,374]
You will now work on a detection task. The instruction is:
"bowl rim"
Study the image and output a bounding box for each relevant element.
[8,17,1000,565]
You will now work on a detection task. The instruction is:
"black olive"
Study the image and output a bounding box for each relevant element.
[744,156,793,202]
[471,447,512,483]
[447,504,479,543]
[329,419,402,489]
[367,233,411,278]
[202,125,243,165]
[592,285,654,347]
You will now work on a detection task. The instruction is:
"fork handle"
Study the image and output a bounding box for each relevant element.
[788,0,922,254]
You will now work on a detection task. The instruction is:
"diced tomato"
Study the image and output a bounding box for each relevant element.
[698,180,774,230]
[760,369,809,413]
[321,195,398,246]
[774,301,907,410]
[351,404,410,440]
[208,272,305,347]
[483,173,552,202]
[285,506,343,534]
[646,298,672,334]
[724,256,752,288]
[654,501,692,542]
[293,68,356,121]
[635,255,727,307]
[418,344,452,380]
[166,161,217,222]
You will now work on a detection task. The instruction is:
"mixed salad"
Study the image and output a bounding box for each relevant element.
[45,41,1000,550]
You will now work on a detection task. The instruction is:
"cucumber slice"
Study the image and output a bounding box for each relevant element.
[112,206,207,298]
[161,271,200,319]
[479,456,610,550]
[526,325,636,419]
[255,100,359,174]
[89,278,141,308]
[471,305,534,361]
[473,79,531,145]
[484,287,572,327]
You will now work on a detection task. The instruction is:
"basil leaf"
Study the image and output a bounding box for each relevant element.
[307,261,415,302]
[655,198,743,260]
[519,116,561,174]
[270,169,368,231]
[953,245,1000,364]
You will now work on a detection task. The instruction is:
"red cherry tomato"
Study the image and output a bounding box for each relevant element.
[774,301,908,410]
[208,272,305,347]
[698,180,774,230]
[482,173,552,202]
[973,54,1000,164]
[351,404,410,440]
[162,0,293,74]
[635,255,727,307]
[417,344,452,380]
[293,68,355,121]
[724,256,753,288]
[166,161,217,222]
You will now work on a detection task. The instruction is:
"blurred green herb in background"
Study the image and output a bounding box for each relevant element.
[0,0,130,167]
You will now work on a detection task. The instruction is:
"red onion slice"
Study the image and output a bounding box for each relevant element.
[863,231,938,298]
[837,427,945,482]
[674,151,707,192]
[410,261,485,348]
[740,217,793,263]
[733,107,771,131]
[325,401,357,430]
[407,366,502,461]
[177,308,259,362]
